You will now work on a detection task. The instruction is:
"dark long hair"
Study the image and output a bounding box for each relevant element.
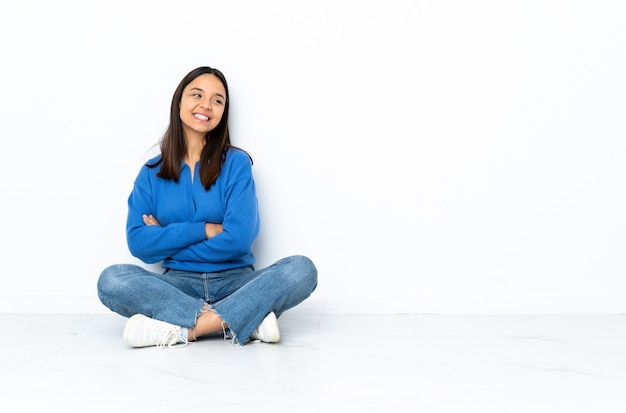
[148,66,250,190]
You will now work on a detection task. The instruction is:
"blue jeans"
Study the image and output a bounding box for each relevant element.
[97,255,317,345]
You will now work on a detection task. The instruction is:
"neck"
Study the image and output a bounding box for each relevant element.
[184,134,205,166]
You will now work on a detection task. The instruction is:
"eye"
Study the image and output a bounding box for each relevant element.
[213,98,224,105]
[192,93,202,98]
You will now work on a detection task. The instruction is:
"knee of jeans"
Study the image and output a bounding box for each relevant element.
[289,255,318,291]
[97,264,130,296]
[97,266,115,297]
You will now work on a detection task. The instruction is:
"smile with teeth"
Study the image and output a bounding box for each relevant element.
[194,113,210,121]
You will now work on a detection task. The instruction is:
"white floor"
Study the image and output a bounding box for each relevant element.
[3,312,626,412]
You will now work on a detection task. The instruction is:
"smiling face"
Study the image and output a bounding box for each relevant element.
[179,73,227,141]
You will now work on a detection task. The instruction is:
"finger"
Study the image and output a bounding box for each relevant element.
[143,214,158,226]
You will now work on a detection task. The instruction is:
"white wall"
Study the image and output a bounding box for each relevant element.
[0,0,624,314]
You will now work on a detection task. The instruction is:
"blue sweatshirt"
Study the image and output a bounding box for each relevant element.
[126,147,259,273]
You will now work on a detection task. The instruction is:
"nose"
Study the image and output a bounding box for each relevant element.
[202,98,213,111]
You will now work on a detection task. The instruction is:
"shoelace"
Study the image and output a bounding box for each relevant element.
[153,328,188,349]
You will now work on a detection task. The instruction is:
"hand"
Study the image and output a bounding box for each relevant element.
[205,223,223,239]
[142,214,161,227]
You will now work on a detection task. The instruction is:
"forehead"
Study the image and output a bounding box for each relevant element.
[185,73,226,95]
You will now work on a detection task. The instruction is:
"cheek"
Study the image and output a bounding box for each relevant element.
[214,109,225,123]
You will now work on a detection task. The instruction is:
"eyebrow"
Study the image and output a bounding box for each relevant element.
[190,87,226,100]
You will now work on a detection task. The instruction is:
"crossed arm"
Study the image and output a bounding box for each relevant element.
[142,214,223,239]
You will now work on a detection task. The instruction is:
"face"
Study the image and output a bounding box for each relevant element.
[179,73,227,140]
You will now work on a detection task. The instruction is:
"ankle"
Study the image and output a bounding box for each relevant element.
[188,327,197,342]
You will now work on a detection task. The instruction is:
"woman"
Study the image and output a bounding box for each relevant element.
[97,66,318,348]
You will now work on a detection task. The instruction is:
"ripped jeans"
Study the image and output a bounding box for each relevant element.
[97,255,318,345]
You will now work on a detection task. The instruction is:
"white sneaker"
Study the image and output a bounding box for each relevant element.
[250,311,280,343]
[123,314,188,348]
